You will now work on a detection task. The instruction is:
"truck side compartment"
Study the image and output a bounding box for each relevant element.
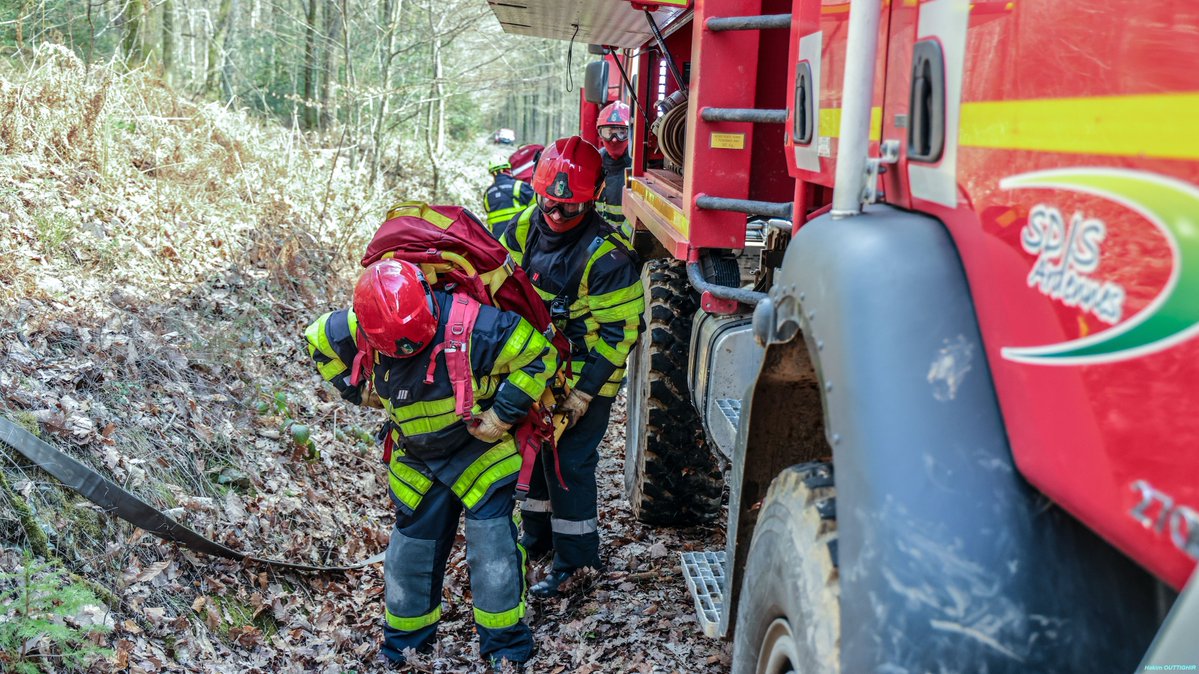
[740,204,1162,670]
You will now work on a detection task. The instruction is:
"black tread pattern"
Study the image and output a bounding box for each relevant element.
[626,259,723,526]
[731,462,840,674]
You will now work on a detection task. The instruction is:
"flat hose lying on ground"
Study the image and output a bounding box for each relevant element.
[0,416,384,572]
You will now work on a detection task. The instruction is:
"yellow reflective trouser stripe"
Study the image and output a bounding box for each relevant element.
[386,606,441,631]
[474,602,527,629]
[461,454,522,510]
[452,440,518,504]
[388,458,432,511]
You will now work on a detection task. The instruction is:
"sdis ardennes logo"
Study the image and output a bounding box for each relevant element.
[1000,168,1199,366]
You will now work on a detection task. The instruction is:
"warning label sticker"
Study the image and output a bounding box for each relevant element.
[710,132,746,150]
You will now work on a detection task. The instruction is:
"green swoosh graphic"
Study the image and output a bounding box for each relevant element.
[999,168,1199,365]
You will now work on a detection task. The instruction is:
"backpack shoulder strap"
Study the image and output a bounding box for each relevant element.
[424,293,482,420]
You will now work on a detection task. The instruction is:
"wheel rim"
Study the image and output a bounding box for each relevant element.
[757,618,800,674]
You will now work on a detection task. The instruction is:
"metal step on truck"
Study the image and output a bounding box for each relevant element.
[486,0,1199,670]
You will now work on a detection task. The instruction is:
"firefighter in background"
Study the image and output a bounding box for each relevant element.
[500,136,645,597]
[305,258,559,669]
[595,101,632,242]
[482,160,535,238]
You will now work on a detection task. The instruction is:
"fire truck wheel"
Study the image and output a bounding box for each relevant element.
[732,463,840,674]
[624,258,722,526]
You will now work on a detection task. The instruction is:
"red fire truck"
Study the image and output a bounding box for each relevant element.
[488,0,1199,670]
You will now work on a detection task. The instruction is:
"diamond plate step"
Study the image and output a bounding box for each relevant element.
[680,550,726,638]
[716,398,741,430]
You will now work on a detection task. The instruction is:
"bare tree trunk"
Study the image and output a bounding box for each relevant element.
[433,36,444,154]
[161,0,176,83]
[205,0,232,95]
[320,0,342,128]
[369,0,403,185]
[220,0,237,102]
[302,0,319,129]
[122,0,147,66]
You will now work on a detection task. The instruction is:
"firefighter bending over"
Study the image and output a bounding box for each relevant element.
[304,259,559,669]
[482,160,535,238]
[500,136,646,598]
[595,101,632,242]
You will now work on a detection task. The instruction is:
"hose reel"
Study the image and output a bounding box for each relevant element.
[651,90,688,173]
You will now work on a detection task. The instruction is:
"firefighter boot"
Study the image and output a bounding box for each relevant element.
[529,569,575,598]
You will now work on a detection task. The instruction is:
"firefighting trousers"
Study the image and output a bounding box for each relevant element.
[519,395,614,573]
[380,480,531,665]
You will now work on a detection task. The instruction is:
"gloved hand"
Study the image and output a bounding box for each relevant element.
[468,408,512,443]
[559,390,593,429]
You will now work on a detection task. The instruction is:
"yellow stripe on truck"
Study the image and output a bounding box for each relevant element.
[819,107,883,141]
[957,93,1199,160]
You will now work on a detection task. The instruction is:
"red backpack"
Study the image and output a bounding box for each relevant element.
[356,202,571,495]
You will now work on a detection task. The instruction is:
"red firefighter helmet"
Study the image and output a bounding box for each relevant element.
[596,101,631,158]
[353,259,438,358]
[532,136,603,205]
[597,101,631,129]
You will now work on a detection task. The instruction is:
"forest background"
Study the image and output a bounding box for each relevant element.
[2,0,585,204]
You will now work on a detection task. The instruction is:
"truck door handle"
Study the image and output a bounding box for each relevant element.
[908,40,946,163]
[793,61,814,144]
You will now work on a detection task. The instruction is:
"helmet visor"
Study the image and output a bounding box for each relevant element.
[537,194,589,219]
[598,127,629,142]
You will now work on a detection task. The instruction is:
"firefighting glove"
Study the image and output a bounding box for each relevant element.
[559,390,593,429]
[468,408,512,444]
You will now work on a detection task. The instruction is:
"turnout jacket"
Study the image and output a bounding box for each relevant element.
[482,174,535,236]
[305,290,559,512]
[501,208,644,398]
[596,148,632,234]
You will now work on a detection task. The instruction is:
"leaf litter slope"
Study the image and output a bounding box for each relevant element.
[0,45,730,673]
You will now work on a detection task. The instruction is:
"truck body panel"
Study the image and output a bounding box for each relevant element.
[874,0,1199,589]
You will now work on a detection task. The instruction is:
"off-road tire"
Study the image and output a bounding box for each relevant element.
[624,258,723,526]
[732,462,840,674]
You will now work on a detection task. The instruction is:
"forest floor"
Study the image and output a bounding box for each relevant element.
[0,46,730,673]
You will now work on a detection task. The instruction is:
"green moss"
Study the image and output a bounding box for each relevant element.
[10,411,41,437]
[211,594,279,640]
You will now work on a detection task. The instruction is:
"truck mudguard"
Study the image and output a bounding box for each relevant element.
[730,205,1164,671]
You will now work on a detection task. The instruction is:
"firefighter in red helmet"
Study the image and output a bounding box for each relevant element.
[595,101,632,241]
[304,257,559,670]
[499,136,645,597]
